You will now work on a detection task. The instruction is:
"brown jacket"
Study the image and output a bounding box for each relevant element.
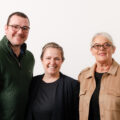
[78,59,120,120]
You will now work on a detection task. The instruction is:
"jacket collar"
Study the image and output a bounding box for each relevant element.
[85,59,119,79]
[1,35,27,55]
[107,59,119,75]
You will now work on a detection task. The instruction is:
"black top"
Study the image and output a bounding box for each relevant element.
[32,79,59,120]
[26,73,80,120]
[88,72,104,120]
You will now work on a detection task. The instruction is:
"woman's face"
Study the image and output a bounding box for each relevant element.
[41,47,63,76]
[91,35,115,64]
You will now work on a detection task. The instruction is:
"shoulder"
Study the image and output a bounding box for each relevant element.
[79,67,91,75]
[78,67,91,81]
[32,74,44,83]
[25,50,35,63]
[0,40,6,54]
[0,47,5,56]
[60,73,80,93]
[26,50,34,58]
[61,73,76,81]
[60,73,79,85]
[29,74,44,91]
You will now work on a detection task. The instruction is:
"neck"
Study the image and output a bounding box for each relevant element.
[10,45,21,57]
[43,73,60,83]
[96,59,113,73]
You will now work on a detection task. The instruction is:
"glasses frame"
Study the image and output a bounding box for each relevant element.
[8,24,30,33]
[91,42,113,50]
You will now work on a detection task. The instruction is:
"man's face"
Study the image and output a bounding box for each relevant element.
[5,15,30,46]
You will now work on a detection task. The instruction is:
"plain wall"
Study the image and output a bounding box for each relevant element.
[0,0,120,79]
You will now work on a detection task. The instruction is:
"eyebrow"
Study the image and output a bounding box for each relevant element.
[92,42,110,45]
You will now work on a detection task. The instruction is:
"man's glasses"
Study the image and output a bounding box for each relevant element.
[8,25,30,33]
[91,43,112,50]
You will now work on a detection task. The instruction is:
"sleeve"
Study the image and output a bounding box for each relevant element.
[0,61,3,119]
[0,63,3,92]
[25,77,37,120]
[72,81,80,120]
[78,73,82,83]
[0,75,2,92]
[78,67,90,83]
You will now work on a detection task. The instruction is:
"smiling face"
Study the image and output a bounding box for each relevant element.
[5,15,30,46]
[91,35,115,64]
[41,47,63,76]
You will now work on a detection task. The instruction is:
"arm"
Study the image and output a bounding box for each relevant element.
[0,63,3,92]
[72,81,80,120]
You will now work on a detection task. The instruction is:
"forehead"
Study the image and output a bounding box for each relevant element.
[92,35,111,44]
[43,48,61,56]
[9,15,29,26]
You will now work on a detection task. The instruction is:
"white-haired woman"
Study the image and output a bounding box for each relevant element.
[78,32,120,120]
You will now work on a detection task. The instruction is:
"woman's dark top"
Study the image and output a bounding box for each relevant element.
[88,72,104,120]
[32,79,59,120]
[26,73,80,120]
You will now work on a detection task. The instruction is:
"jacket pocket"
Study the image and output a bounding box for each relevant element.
[104,90,120,111]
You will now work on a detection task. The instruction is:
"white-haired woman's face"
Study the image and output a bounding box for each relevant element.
[91,35,115,63]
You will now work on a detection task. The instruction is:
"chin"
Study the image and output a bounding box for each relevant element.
[13,43,22,46]
[97,59,108,63]
[15,38,25,44]
[97,57,107,61]
[14,40,24,45]
[49,72,58,76]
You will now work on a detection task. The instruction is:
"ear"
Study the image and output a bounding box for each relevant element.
[90,47,94,56]
[41,58,43,63]
[112,46,116,54]
[5,25,8,34]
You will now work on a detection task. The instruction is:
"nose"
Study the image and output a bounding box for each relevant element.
[50,59,55,64]
[99,45,105,50]
[17,28,23,33]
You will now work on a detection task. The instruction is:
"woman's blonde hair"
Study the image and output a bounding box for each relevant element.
[40,42,65,61]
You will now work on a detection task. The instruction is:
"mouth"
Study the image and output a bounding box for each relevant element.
[15,34,25,38]
[48,66,57,69]
[98,53,106,56]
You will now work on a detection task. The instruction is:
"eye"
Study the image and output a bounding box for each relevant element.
[55,57,62,61]
[46,57,51,60]
[13,25,19,29]
[55,58,60,60]
[22,26,30,31]
[104,43,111,47]
[93,44,100,48]
[95,45,101,47]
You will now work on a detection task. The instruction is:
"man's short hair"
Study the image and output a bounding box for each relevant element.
[7,11,30,25]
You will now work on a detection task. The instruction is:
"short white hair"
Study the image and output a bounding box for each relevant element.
[91,32,115,47]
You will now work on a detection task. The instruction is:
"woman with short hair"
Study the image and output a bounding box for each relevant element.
[78,32,120,120]
[26,42,79,120]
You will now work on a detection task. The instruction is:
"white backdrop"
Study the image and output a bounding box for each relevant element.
[0,0,120,79]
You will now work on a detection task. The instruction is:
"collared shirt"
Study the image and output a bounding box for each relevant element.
[8,41,26,62]
[78,59,120,120]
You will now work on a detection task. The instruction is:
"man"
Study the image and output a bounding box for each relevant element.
[0,12,35,120]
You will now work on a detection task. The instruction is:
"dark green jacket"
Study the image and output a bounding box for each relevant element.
[0,36,35,120]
